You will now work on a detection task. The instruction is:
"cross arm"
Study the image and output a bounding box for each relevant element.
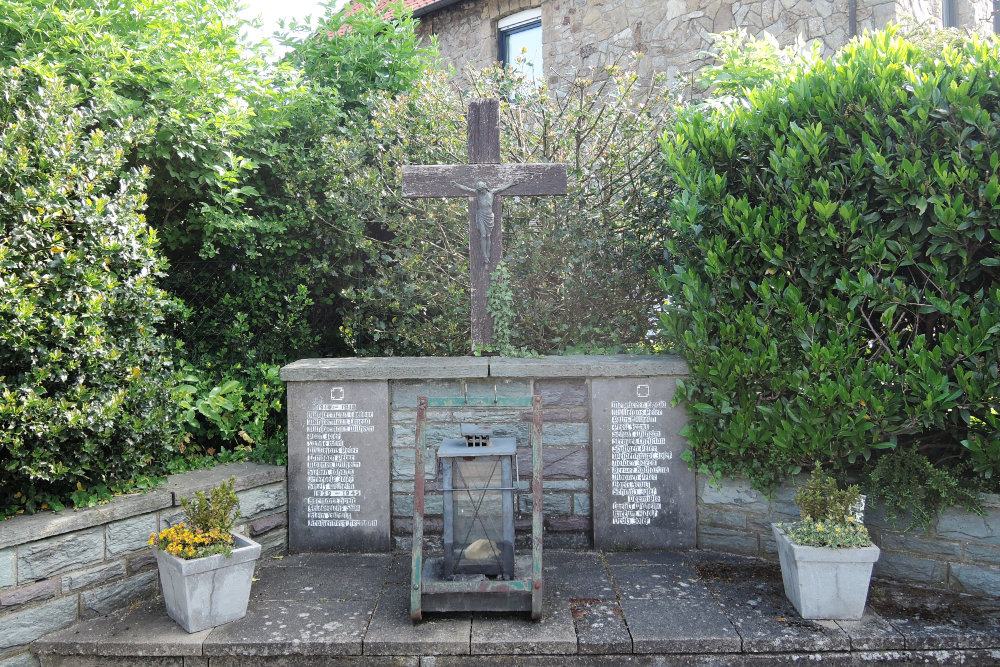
[402,163,567,198]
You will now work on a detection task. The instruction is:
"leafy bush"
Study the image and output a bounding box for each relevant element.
[0,68,183,514]
[659,29,1000,508]
[179,476,241,535]
[793,464,860,523]
[331,59,675,355]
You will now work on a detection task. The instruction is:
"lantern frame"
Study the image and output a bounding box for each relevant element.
[410,394,543,620]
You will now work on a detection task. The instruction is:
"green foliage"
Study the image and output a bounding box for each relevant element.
[659,28,1000,502]
[334,58,675,355]
[794,464,860,522]
[696,29,820,97]
[0,67,183,514]
[863,448,984,531]
[179,476,241,535]
[280,0,437,112]
[174,363,287,465]
[782,516,872,548]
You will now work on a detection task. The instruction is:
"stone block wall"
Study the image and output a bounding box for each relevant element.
[696,474,1000,598]
[0,463,286,667]
[415,0,996,84]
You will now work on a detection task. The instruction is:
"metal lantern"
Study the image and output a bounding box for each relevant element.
[439,425,516,580]
[410,395,544,620]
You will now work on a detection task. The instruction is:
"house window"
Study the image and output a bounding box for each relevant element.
[498,9,543,81]
[943,0,959,27]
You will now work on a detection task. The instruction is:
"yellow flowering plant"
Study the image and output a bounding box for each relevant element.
[149,523,235,559]
[149,476,241,559]
[780,464,872,548]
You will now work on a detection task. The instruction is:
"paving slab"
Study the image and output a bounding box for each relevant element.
[709,581,850,653]
[470,600,577,655]
[250,556,384,602]
[33,598,209,657]
[603,551,691,568]
[610,562,706,600]
[868,584,1000,650]
[542,550,615,601]
[203,600,370,656]
[834,612,906,651]
[620,596,740,654]
[210,658,418,667]
[365,585,471,655]
[569,600,632,654]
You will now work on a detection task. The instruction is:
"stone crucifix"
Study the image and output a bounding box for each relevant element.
[402,98,567,350]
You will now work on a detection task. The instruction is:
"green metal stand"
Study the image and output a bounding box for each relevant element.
[410,395,543,620]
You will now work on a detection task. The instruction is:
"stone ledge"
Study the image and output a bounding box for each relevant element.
[279,355,689,382]
[0,492,173,551]
[280,357,489,381]
[0,464,285,551]
[489,354,688,378]
[160,463,286,506]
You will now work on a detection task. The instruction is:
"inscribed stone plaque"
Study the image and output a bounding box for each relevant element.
[287,380,390,551]
[591,377,695,549]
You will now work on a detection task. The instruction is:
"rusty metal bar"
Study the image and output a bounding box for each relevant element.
[531,394,544,619]
[410,396,428,621]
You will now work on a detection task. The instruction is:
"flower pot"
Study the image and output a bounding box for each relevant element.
[771,523,879,620]
[155,532,261,633]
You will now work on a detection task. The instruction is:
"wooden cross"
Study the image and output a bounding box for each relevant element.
[402,98,567,350]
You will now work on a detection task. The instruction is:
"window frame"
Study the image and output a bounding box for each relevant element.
[497,8,542,68]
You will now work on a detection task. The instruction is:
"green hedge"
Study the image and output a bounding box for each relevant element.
[658,29,1000,507]
[0,69,182,513]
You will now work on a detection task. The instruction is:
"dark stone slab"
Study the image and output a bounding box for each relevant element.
[249,513,287,537]
[591,377,694,550]
[470,601,577,655]
[38,657,185,667]
[385,553,412,585]
[250,559,384,603]
[364,585,471,655]
[33,598,210,656]
[542,551,614,602]
[0,579,57,607]
[620,596,740,654]
[570,600,632,654]
[535,379,589,408]
[287,380,391,552]
[516,447,589,480]
[202,600,370,656]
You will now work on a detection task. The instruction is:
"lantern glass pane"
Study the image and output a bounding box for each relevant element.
[452,456,506,574]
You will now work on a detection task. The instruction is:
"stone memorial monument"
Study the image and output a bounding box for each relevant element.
[591,376,696,549]
[287,380,390,551]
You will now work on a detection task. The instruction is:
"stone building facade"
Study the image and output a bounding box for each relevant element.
[407,0,998,82]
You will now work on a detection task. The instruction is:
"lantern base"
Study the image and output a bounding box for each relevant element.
[419,555,537,614]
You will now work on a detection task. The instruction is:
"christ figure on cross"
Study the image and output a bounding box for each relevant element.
[401,98,567,349]
[451,179,518,262]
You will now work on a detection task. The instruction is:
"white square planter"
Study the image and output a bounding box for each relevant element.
[155,532,261,633]
[771,523,879,620]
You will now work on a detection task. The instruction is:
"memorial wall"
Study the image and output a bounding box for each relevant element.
[280,355,692,552]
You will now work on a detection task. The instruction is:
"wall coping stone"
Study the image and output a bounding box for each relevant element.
[280,354,688,381]
[280,356,489,381]
[0,463,284,550]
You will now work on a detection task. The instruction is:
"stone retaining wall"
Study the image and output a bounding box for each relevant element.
[0,463,286,667]
[696,474,1000,598]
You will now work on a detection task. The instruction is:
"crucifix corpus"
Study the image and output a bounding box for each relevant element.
[401,98,568,351]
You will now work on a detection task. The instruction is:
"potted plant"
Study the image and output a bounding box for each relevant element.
[771,464,880,620]
[149,476,261,632]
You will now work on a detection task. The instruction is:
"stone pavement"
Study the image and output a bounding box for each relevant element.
[33,549,1000,666]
